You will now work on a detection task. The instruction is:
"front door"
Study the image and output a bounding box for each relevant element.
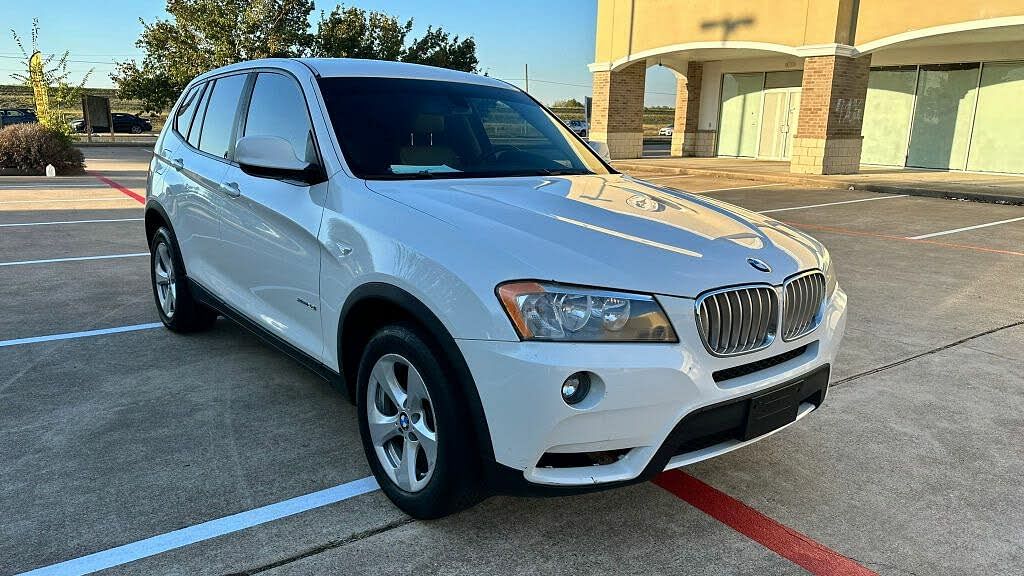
[214,71,327,360]
[757,89,800,160]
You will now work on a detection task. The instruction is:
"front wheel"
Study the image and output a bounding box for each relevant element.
[149,227,218,333]
[357,324,481,519]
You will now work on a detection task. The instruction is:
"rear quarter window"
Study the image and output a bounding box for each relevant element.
[173,84,205,138]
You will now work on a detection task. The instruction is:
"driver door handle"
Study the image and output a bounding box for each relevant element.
[219,181,241,198]
[167,156,184,170]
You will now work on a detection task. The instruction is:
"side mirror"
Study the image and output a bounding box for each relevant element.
[587,140,611,162]
[235,135,323,184]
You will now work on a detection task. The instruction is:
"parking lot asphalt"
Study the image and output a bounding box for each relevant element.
[2,150,1023,575]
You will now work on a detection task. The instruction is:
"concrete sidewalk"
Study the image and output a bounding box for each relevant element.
[615,157,1024,205]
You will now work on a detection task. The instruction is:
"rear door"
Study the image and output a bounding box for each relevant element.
[156,73,248,287]
[215,71,327,359]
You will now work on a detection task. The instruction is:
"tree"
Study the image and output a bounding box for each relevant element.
[552,98,584,109]
[401,26,478,72]
[9,18,93,136]
[311,7,478,73]
[311,6,411,61]
[112,0,314,112]
[113,1,481,112]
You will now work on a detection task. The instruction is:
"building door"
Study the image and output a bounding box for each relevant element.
[716,73,763,157]
[757,89,800,160]
[907,63,980,171]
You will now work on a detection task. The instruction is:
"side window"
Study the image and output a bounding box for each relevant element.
[187,85,212,148]
[243,72,316,163]
[173,83,203,138]
[196,74,248,159]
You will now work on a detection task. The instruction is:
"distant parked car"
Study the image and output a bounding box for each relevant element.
[658,125,673,136]
[566,119,588,137]
[0,109,38,127]
[71,113,153,134]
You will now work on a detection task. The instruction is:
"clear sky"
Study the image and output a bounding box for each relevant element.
[0,0,677,106]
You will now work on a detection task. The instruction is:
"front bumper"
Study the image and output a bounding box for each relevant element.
[457,286,847,488]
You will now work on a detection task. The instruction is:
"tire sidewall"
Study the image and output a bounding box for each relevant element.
[356,323,479,519]
[149,225,215,332]
[149,227,179,328]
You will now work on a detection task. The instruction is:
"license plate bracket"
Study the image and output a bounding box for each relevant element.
[743,382,801,441]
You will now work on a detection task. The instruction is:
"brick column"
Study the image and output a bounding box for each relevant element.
[590,62,645,159]
[670,61,707,157]
[791,54,872,175]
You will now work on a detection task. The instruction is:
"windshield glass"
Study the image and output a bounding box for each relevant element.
[317,77,611,180]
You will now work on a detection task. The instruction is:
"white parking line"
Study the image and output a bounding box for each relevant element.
[15,476,380,576]
[757,194,908,214]
[0,218,143,228]
[0,253,148,267]
[635,174,697,181]
[907,216,1024,240]
[0,197,132,205]
[0,323,163,348]
[0,184,107,189]
[698,183,785,193]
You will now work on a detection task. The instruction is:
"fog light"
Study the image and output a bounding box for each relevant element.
[561,372,591,405]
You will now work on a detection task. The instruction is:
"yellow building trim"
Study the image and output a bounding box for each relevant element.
[589,42,857,72]
[855,16,1024,54]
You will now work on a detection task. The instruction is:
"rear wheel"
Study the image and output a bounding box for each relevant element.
[357,324,481,518]
[149,227,217,333]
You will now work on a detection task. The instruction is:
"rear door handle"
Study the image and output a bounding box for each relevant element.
[167,156,184,170]
[219,181,241,198]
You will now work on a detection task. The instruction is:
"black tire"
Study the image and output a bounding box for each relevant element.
[130,125,143,134]
[356,323,482,519]
[149,226,218,333]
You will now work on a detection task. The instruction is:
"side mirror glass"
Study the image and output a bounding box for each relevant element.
[587,140,611,162]
[235,135,322,183]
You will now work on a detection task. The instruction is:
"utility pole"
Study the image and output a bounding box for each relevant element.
[524,63,529,93]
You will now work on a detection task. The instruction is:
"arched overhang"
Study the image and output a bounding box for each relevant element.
[589,41,859,73]
[856,16,1024,55]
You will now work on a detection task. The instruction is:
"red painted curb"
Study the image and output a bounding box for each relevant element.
[89,171,146,204]
[654,470,878,576]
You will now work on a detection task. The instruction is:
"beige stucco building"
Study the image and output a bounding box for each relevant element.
[589,1,1024,175]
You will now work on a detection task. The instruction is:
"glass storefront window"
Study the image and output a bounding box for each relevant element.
[861,67,917,166]
[906,63,980,171]
[966,62,1024,174]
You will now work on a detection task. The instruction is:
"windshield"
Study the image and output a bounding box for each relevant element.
[317,77,611,180]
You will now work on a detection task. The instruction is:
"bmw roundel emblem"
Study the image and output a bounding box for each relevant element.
[747,258,772,273]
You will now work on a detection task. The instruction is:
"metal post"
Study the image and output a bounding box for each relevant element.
[525,64,529,93]
[83,95,92,143]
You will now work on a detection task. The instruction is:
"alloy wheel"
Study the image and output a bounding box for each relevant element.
[154,241,177,319]
[367,353,438,492]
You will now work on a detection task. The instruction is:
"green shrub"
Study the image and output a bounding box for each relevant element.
[0,123,85,175]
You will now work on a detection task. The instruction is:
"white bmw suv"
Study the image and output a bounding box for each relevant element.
[146,58,847,518]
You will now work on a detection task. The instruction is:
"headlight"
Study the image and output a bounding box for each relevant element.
[497,281,677,342]
[822,249,838,297]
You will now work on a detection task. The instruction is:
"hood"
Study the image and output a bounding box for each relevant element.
[364,174,825,298]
